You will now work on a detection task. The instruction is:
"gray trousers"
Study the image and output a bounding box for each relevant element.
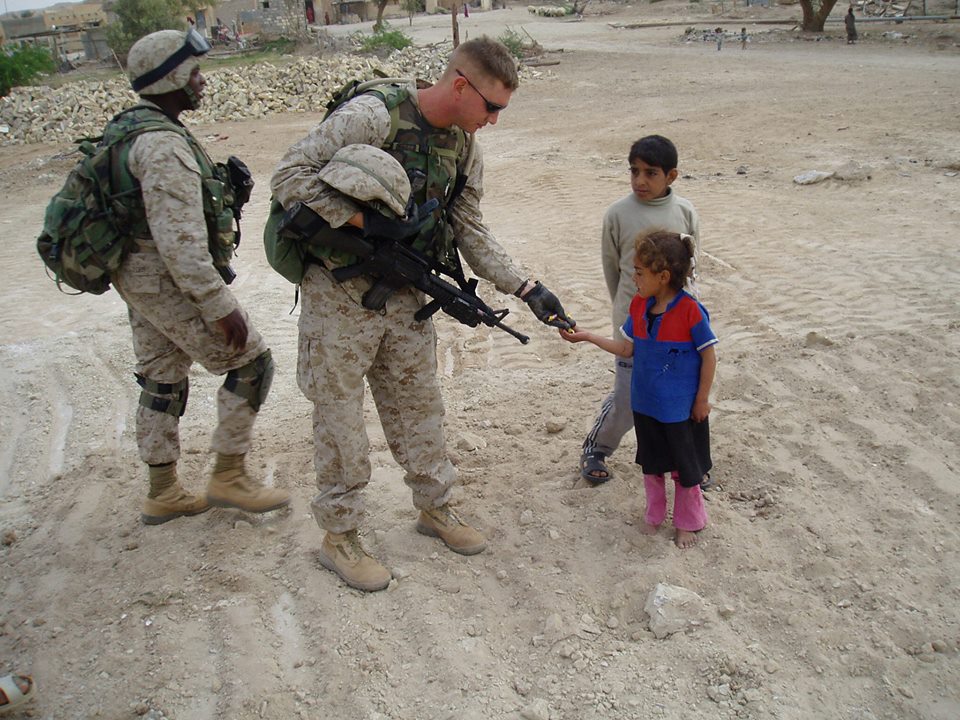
[582,357,635,459]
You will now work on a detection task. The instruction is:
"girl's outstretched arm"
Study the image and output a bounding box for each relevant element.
[691,344,717,422]
[559,327,633,358]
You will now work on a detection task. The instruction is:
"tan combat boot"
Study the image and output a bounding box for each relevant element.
[416,504,487,555]
[141,463,210,525]
[206,453,290,513]
[319,530,391,592]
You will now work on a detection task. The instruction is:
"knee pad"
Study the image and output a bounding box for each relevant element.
[224,349,274,412]
[135,374,189,417]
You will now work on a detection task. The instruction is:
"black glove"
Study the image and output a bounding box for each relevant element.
[361,198,439,242]
[522,281,574,330]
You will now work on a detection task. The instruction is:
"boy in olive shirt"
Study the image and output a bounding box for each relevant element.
[580,135,701,484]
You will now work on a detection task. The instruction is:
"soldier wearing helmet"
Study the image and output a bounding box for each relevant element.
[109,28,289,524]
[270,36,574,592]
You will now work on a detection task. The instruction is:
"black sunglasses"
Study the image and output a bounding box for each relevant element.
[455,69,506,114]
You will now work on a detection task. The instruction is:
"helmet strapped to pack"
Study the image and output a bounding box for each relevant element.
[317,144,412,219]
[128,28,211,96]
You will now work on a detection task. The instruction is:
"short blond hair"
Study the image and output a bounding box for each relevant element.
[448,37,519,90]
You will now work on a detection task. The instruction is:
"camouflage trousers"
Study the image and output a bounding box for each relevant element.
[297,264,455,533]
[114,253,268,466]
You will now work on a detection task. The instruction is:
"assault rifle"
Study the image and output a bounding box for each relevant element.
[277,202,530,345]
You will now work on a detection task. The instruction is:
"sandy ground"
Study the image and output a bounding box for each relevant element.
[2,3,960,719]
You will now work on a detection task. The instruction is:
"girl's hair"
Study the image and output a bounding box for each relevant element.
[634,229,695,292]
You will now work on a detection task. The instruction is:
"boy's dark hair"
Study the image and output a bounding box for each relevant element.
[628,135,678,173]
[634,229,695,292]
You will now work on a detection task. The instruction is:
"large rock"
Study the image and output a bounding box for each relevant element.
[644,582,708,639]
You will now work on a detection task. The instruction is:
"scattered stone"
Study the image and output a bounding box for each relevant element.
[519,509,535,525]
[456,431,487,451]
[793,170,833,185]
[833,161,873,182]
[606,616,619,630]
[1,529,16,546]
[544,419,566,434]
[764,660,780,674]
[644,582,708,639]
[513,677,532,696]
[3,44,523,146]
[736,165,748,175]
[547,529,560,540]
[931,640,948,653]
[718,605,735,619]
[805,331,835,347]
[520,698,551,720]
[898,686,914,699]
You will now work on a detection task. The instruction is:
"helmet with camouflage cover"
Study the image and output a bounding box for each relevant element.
[317,144,411,219]
[127,28,211,96]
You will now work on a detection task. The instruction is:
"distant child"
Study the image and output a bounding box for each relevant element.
[740,27,748,50]
[578,135,700,485]
[562,231,717,548]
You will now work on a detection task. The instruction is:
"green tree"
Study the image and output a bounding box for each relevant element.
[106,0,208,58]
[0,43,56,97]
[799,0,842,31]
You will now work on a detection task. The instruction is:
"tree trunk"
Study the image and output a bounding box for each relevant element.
[452,5,460,48]
[799,0,841,32]
[375,0,387,30]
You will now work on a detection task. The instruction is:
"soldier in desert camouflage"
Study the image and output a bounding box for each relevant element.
[114,29,289,524]
[271,36,573,592]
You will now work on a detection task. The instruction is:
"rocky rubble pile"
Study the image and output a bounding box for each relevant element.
[0,45,454,146]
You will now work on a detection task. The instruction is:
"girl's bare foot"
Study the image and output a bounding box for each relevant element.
[640,521,660,536]
[675,529,699,549]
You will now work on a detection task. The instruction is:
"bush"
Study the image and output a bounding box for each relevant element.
[358,24,413,52]
[0,43,56,97]
[497,27,526,60]
[106,0,187,58]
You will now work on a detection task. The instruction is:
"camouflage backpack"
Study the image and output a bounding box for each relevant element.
[37,105,249,294]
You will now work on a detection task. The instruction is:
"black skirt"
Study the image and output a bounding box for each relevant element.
[633,412,712,488]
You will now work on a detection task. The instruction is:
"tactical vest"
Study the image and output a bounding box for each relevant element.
[101,105,238,271]
[315,81,470,271]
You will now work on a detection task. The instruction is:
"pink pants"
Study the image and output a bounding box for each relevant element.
[644,473,708,531]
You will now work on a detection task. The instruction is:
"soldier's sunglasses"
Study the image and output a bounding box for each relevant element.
[455,69,506,114]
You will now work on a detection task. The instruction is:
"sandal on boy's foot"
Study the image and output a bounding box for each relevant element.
[0,674,36,715]
[579,451,612,484]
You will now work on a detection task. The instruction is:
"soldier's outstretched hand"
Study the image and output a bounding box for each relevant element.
[523,281,575,330]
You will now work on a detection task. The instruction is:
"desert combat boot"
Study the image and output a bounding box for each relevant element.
[416,504,487,555]
[319,530,392,592]
[206,453,290,513]
[141,462,210,525]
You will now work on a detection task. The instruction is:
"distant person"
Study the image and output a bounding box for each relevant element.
[715,27,723,51]
[561,230,718,549]
[845,7,858,44]
[577,135,700,485]
[0,673,36,714]
[740,27,748,50]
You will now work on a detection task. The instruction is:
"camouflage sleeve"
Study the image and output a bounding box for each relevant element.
[270,95,392,228]
[448,139,527,297]
[129,131,239,324]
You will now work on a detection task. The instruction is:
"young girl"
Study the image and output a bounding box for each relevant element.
[561,230,718,548]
